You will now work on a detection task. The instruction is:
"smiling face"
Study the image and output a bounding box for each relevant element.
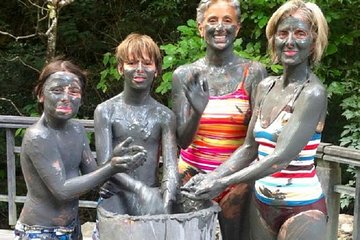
[119,52,157,91]
[275,13,314,66]
[198,1,240,51]
[40,71,82,120]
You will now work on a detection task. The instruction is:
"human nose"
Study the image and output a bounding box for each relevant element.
[135,61,144,72]
[285,32,295,47]
[215,22,224,31]
[61,89,70,101]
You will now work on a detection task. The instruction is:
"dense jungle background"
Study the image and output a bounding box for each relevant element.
[0,0,359,228]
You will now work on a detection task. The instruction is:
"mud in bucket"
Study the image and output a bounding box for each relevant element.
[97,199,221,240]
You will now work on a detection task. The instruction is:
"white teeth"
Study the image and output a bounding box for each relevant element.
[214,36,226,42]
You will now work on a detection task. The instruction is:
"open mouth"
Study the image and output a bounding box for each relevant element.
[214,35,227,43]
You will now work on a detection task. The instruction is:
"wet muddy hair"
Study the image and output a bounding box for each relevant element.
[266,0,328,64]
[196,0,241,24]
[34,58,87,111]
[115,33,162,76]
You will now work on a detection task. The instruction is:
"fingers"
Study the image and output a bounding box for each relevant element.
[112,137,134,155]
[129,151,147,169]
[111,151,146,171]
[119,137,134,148]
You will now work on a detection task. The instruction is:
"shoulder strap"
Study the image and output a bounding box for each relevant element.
[237,62,251,91]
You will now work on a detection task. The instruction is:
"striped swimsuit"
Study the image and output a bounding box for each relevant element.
[179,65,251,185]
[253,77,326,231]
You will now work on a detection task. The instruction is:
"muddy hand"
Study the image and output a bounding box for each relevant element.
[99,180,117,199]
[183,71,209,114]
[111,150,147,172]
[112,137,146,157]
[181,173,206,193]
[136,184,165,215]
[182,177,225,200]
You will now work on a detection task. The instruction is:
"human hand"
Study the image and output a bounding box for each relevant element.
[181,173,207,193]
[110,138,147,172]
[181,177,225,200]
[183,71,209,114]
[99,180,117,199]
[135,183,165,215]
[112,137,146,157]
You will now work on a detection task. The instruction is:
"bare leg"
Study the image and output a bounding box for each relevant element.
[248,197,277,240]
[218,183,252,240]
[278,210,327,240]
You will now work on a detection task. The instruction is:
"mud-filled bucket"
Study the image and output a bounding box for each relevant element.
[97,199,221,240]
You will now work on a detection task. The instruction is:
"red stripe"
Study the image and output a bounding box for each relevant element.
[303,143,320,150]
[271,170,316,178]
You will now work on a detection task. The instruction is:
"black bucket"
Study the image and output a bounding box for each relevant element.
[97,200,221,240]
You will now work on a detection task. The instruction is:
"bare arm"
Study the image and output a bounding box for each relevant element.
[190,82,328,200]
[23,132,135,201]
[171,66,209,149]
[160,111,179,213]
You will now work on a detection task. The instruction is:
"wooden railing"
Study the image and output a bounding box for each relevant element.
[0,115,359,239]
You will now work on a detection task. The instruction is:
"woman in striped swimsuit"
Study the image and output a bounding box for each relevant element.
[182,0,329,239]
[171,0,267,239]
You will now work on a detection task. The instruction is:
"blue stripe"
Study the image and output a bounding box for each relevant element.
[256,179,321,188]
[296,155,315,161]
[255,191,324,206]
[255,131,275,142]
[310,133,321,141]
[258,151,268,157]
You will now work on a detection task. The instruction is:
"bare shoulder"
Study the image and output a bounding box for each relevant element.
[257,76,277,93]
[173,59,203,82]
[151,99,176,124]
[67,119,86,134]
[94,94,123,118]
[24,121,49,141]
[303,74,327,100]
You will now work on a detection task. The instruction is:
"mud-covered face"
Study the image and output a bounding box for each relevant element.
[199,1,240,51]
[41,71,82,120]
[120,52,157,91]
[275,14,314,66]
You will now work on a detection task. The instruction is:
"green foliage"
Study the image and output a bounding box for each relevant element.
[97,53,121,94]
[158,19,205,95]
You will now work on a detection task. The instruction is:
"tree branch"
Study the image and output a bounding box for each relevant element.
[0,31,37,41]
[0,98,24,116]
[3,56,40,73]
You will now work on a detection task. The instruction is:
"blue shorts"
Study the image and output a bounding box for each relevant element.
[14,221,75,240]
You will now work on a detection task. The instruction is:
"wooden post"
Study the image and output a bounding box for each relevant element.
[316,144,341,240]
[353,167,360,240]
[6,129,17,226]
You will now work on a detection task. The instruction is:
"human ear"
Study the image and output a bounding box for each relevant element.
[117,64,124,74]
[235,23,241,36]
[198,22,205,38]
[38,94,44,103]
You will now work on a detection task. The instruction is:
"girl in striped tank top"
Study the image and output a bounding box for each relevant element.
[172,1,267,239]
[182,1,329,239]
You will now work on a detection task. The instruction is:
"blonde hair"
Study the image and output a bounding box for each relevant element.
[266,0,328,64]
[196,0,241,24]
[116,33,162,75]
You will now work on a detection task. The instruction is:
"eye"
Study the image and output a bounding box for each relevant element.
[50,87,64,94]
[68,87,81,97]
[294,30,308,39]
[126,60,138,66]
[143,60,153,66]
[223,17,234,24]
[276,31,288,39]
[207,17,218,25]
